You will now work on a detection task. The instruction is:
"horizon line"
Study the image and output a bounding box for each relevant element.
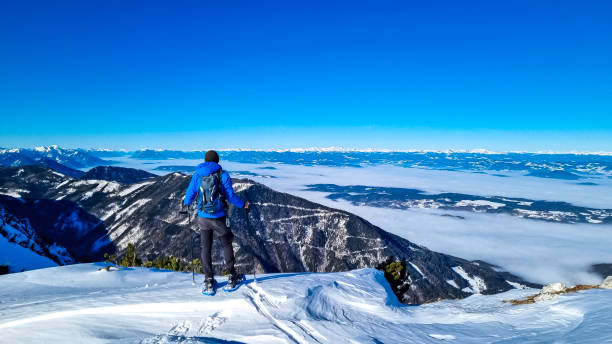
[3,145,612,156]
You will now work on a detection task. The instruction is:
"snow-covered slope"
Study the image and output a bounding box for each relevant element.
[0,264,611,343]
[0,235,58,272]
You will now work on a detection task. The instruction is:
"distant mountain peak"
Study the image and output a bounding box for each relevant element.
[33,144,61,152]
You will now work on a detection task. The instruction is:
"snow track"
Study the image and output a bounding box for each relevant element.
[245,283,310,344]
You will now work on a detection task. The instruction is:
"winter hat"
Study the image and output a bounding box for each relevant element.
[204,150,220,163]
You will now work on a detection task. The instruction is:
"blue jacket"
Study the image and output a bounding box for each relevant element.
[184,162,245,218]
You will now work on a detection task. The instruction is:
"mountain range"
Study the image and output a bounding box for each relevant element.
[0,145,109,169]
[2,146,612,180]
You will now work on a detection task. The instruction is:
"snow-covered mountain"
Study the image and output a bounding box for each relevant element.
[0,165,537,304]
[0,264,611,343]
[4,146,612,180]
[0,145,109,169]
[80,166,157,184]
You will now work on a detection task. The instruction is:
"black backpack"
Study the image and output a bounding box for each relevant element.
[198,170,226,214]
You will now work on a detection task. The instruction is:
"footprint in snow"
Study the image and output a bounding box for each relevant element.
[199,311,229,334]
[168,320,191,336]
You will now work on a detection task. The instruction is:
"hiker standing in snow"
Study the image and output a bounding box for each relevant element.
[183,150,250,294]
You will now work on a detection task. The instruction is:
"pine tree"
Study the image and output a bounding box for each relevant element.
[118,243,142,267]
[186,258,201,274]
[377,256,411,303]
[103,253,117,266]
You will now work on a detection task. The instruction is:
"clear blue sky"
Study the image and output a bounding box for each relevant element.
[1,1,610,151]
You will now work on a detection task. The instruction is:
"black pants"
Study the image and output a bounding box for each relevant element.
[197,216,236,279]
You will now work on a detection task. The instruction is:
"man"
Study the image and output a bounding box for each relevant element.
[183,150,250,295]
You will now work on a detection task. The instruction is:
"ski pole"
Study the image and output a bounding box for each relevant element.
[191,230,196,284]
[180,203,197,284]
[245,203,257,284]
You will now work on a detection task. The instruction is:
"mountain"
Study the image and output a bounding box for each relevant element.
[37,159,85,178]
[0,165,538,304]
[80,166,157,184]
[0,145,110,169]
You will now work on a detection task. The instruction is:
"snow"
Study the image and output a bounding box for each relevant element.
[446,280,459,289]
[232,182,255,193]
[54,179,71,189]
[409,261,425,278]
[0,235,57,272]
[100,203,120,221]
[72,179,121,194]
[91,235,111,252]
[0,189,29,198]
[47,242,74,265]
[452,266,487,294]
[455,200,506,209]
[507,281,528,289]
[429,334,456,340]
[1,264,612,343]
[117,181,154,197]
[114,198,151,219]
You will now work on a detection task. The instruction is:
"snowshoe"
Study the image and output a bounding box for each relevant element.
[202,278,217,296]
[222,274,246,292]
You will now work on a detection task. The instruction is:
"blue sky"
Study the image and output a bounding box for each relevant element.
[1,1,610,151]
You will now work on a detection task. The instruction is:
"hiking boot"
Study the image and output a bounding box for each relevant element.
[202,277,217,295]
[226,273,244,289]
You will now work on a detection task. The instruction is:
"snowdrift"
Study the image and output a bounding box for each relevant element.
[1,264,611,343]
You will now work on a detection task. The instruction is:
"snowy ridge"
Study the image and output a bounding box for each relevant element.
[1,264,611,343]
